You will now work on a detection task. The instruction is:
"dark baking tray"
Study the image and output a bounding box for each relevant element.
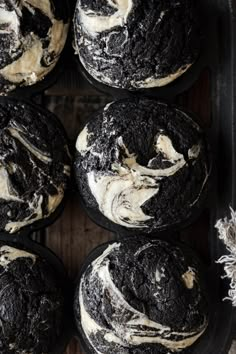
[71,0,236,353]
[0,0,234,353]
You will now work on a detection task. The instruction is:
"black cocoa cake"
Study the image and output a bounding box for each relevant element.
[0,99,71,233]
[0,0,69,94]
[74,238,209,354]
[0,243,64,353]
[73,0,200,89]
[74,98,210,234]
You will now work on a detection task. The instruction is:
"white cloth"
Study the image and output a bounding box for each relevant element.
[216,208,236,306]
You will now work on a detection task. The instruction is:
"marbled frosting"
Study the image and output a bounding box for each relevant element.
[73,0,200,89]
[75,98,210,234]
[75,239,209,353]
[0,0,69,94]
[0,99,71,233]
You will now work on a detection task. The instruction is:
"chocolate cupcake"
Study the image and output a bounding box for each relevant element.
[0,0,69,94]
[0,243,65,353]
[74,98,210,235]
[0,98,71,234]
[74,238,209,353]
[73,0,200,90]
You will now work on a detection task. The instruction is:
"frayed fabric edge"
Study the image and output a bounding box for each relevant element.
[216,207,236,306]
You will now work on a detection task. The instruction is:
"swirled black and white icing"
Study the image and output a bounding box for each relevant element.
[73,0,200,89]
[0,243,64,354]
[0,0,69,94]
[75,239,209,354]
[0,99,71,233]
[74,98,210,233]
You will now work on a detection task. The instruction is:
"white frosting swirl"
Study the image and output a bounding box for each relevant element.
[0,245,36,267]
[77,0,133,37]
[76,126,202,228]
[74,1,193,88]
[79,243,208,353]
[0,0,69,92]
[0,125,70,233]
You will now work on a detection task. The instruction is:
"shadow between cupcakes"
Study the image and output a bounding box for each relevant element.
[73,238,232,354]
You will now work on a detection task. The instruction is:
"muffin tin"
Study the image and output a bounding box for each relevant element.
[0,0,235,353]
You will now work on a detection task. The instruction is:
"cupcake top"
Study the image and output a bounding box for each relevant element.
[0,0,69,94]
[73,0,200,89]
[0,243,64,354]
[0,99,71,233]
[75,98,210,234]
[75,238,209,354]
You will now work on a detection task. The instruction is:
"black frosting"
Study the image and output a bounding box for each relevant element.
[50,0,70,23]
[20,7,52,39]
[75,238,209,354]
[74,0,200,89]
[0,243,64,354]
[0,99,71,233]
[74,98,210,234]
